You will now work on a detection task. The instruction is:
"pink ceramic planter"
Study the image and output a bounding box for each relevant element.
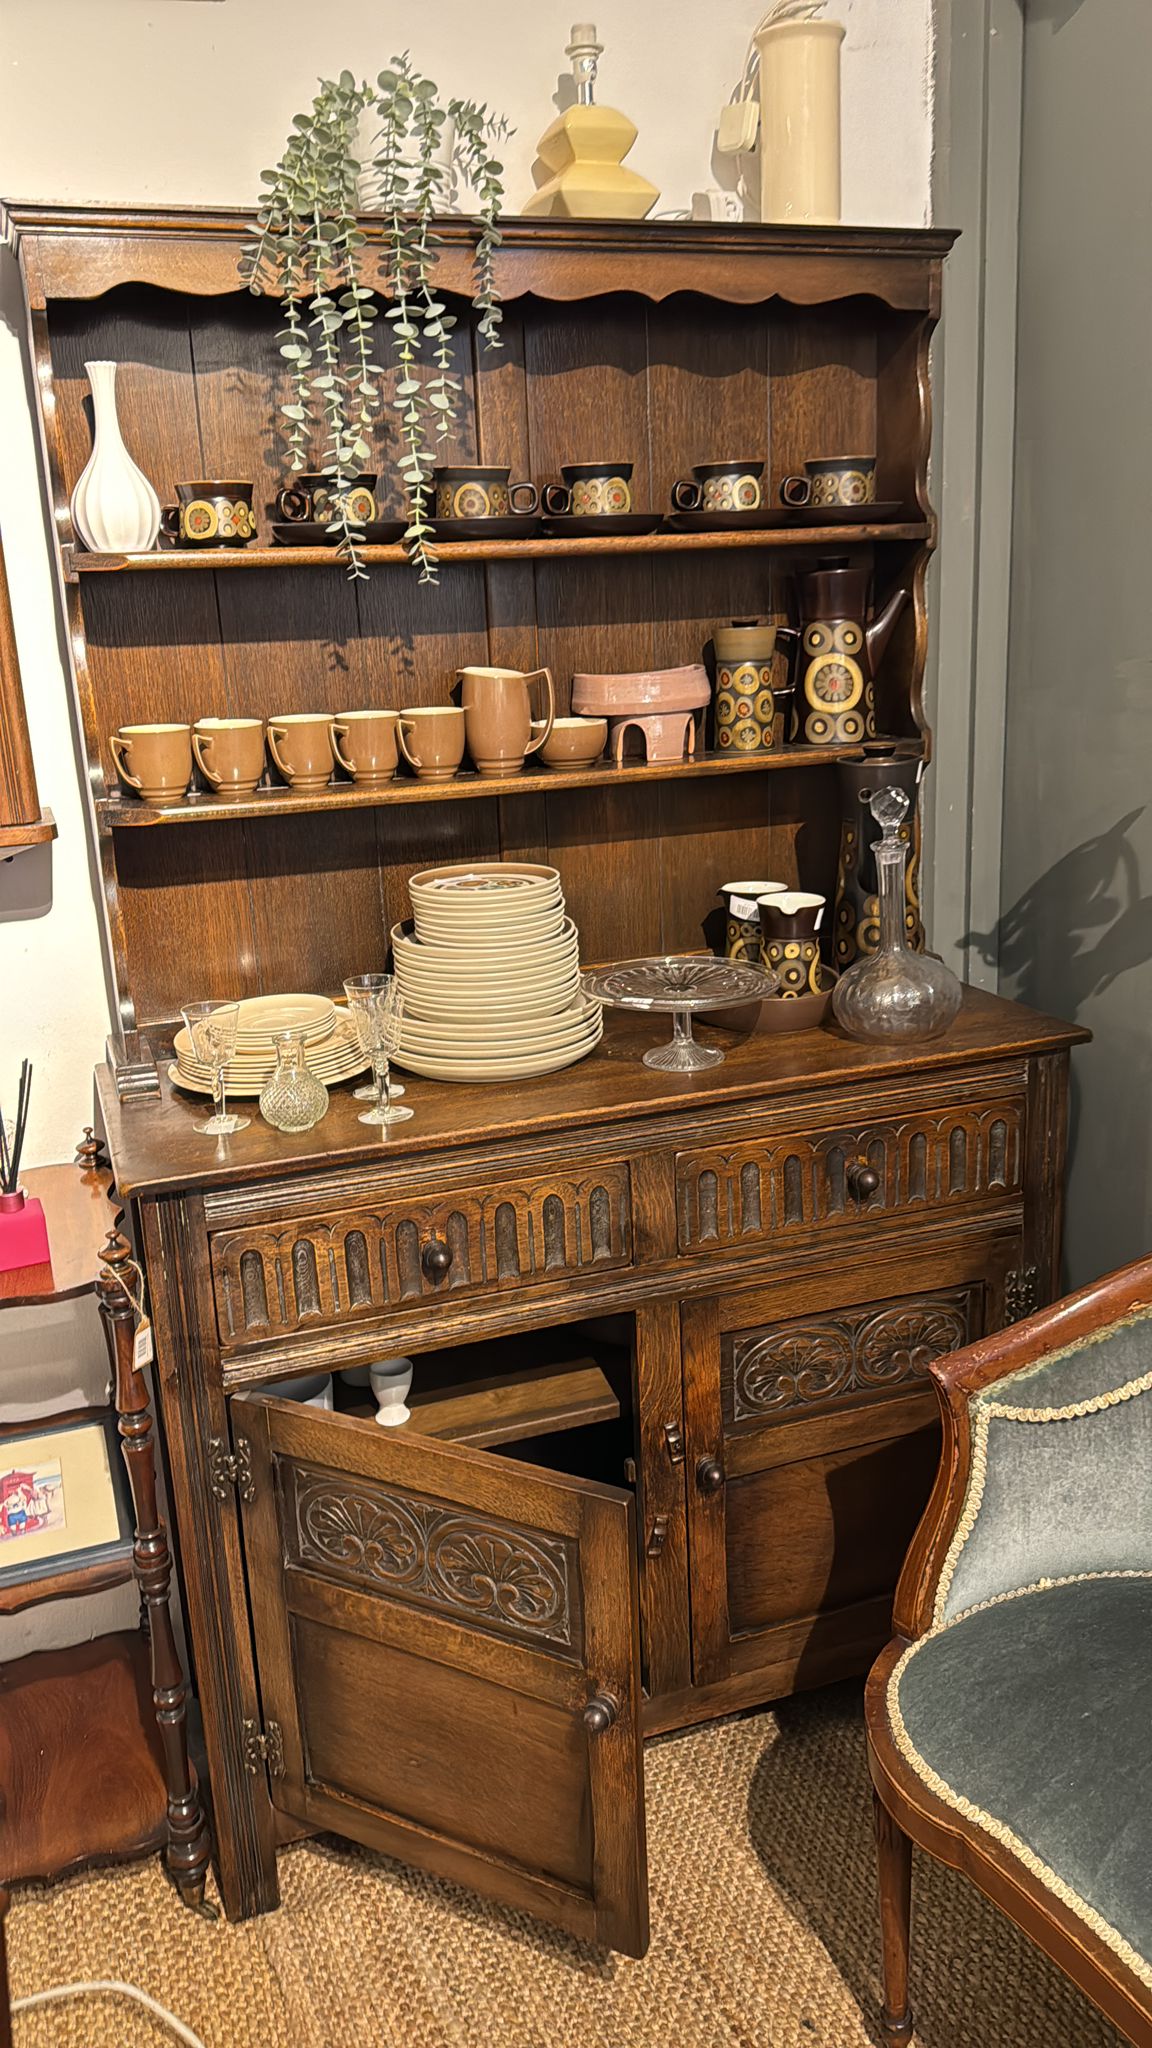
[571,664,710,716]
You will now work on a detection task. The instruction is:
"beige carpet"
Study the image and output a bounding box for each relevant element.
[7,1682,1124,2048]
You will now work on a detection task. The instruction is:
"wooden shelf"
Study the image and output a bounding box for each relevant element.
[95,744,878,828]
[0,1631,168,1883]
[0,807,56,851]
[63,522,929,578]
[399,1357,620,1451]
[0,1542,136,1616]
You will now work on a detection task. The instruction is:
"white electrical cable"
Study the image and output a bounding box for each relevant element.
[12,1978,205,2046]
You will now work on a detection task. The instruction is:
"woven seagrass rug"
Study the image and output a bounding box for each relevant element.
[7,1682,1123,2048]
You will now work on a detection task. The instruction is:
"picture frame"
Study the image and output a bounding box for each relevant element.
[0,1410,133,1589]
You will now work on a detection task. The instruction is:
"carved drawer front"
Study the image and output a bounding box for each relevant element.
[676,1099,1024,1253]
[722,1283,981,1430]
[209,1164,633,1346]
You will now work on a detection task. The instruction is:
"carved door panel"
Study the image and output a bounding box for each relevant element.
[232,1395,649,1956]
[682,1233,1020,1694]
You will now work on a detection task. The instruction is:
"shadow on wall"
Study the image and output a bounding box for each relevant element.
[964,809,1152,1019]
[966,809,1152,1288]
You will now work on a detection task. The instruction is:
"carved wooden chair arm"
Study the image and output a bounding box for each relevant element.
[893,1253,1152,1641]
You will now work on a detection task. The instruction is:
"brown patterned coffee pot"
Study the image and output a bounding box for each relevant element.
[792,559,909,747]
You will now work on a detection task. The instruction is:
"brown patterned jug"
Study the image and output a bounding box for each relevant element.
[792,560,908,747]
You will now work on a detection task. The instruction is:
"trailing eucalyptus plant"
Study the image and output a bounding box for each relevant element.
[242,57,510,580]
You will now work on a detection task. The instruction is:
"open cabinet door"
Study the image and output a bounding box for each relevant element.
[231,1395,649,1955]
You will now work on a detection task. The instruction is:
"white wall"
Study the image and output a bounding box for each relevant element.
[0,0,933,1170]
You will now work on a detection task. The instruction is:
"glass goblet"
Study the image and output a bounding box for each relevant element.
[355,979,413,1126]
[343,974,405,1099]
[181,1000,250,1136]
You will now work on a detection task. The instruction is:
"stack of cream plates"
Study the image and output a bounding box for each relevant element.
[169,993,370,1097]
[391,862,602,1082]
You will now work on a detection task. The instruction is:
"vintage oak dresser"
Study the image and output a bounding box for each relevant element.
[8,203,1086,1954]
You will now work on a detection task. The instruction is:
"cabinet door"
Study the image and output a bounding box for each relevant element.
[682,1234,1018,1695]
[231,1395,649,1956]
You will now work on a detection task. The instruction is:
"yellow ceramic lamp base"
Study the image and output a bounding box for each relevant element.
[524,105,658,221]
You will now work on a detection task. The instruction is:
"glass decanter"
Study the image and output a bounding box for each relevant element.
[832,787,962,1043]
[258,1027,329,1132]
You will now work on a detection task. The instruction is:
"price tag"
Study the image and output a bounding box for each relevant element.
[133,1316,154,1369]
[730,893,759,921]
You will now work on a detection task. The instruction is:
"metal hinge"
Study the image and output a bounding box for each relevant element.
[242,1718,285,1778]
[207,1435,255,1502]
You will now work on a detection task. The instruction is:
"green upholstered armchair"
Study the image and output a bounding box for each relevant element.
[866,1255,1152,2048]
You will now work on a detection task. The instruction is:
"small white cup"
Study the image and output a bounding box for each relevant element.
[370,1357,415,1427]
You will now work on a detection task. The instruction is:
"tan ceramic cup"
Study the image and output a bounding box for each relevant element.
[458,666,555,777]
[267,713,335,793]
[330,710,400,786]
[109,723,192,804]
[396,706,466,784]
[191,718,265,801]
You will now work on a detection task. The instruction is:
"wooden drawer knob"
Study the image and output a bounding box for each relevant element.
[421,1236,453,1280]
[583,1694,618,1735]
[696,1456,724,1494]
[846,1159,880,1200]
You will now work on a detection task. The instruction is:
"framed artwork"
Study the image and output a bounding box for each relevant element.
[0,1412,133,1587]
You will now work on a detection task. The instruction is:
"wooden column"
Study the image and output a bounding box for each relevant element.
[96,1228,212,1910]
[0,533,42,832]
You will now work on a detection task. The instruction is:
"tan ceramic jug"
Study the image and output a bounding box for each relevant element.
[458,666,555,777]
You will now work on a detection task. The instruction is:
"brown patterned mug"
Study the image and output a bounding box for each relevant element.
[672,461,763,514]
[276,473,378,525]
[433,465,538,521]
[161,481,257,547]
[543,462,634,517]
[779,455,877,509]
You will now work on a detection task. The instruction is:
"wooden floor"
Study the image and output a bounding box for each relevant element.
[5,1683,1124,2048]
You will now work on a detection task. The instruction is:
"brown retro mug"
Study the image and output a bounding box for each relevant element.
[267,714,335,793]
[779,455,877,509]
[161,481,257,546]
[396,706,466,783]
[191,718,265,800]
[672,460,763,514]
[758,890,827,997]
[276,473,378,524]
[712,618,800,753]
[330,710,400,786]
[109,723,192,804]
[542,462,633,517]
[433,466,538,521]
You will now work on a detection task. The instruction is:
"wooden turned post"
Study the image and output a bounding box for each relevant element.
[874,1790,914,2045]
[97,1229,212,1912]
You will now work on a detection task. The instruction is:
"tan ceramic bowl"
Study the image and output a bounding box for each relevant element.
[531,716,608,768]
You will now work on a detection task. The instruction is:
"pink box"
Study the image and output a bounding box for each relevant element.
[0,1194,51,1274]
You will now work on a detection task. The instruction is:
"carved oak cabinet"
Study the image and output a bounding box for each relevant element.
[94,998,1081,1954]
[7,203,1086,1954]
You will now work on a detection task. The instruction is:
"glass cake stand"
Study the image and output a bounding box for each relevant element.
[581,955,778,1070]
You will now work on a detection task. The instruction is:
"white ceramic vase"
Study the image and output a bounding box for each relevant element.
[369,1357,415,1427]
[70,359,161,552]
[755,18,845,225]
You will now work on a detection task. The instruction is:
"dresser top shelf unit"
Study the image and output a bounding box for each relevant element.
[11,203,948,1064]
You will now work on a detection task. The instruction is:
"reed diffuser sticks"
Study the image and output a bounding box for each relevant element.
[0,1060,31,1195]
